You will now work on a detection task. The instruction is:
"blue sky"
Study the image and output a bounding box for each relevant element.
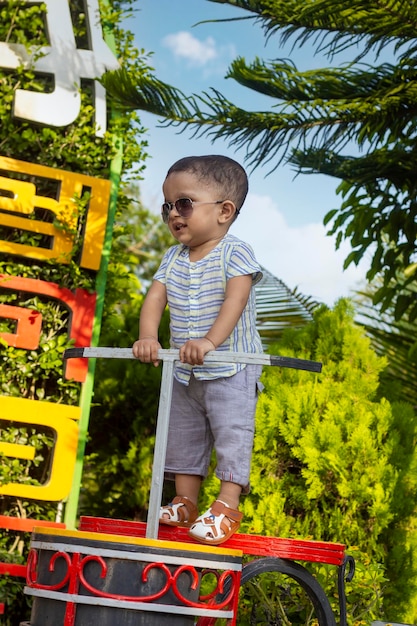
[125,0,371,305]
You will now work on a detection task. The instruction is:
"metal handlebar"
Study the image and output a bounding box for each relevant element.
[64,347,322,538]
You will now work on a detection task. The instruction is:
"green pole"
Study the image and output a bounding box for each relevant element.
[64,5,123,526]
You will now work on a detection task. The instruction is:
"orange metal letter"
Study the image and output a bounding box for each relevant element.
[0,275,96,382]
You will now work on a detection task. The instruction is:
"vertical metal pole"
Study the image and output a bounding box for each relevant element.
[146,356,175,539]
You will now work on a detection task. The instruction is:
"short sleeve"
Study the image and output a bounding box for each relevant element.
[225,240,263,285]
[153,245,180,284]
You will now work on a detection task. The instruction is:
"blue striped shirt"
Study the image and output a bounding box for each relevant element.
[154,233,263,384]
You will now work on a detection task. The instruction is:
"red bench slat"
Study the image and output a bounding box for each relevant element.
[79,516,346,566]
[0,563,27,578]
[0,515,66,532]
[0,516,66,589]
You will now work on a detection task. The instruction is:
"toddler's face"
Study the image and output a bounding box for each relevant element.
[162,171,227,251]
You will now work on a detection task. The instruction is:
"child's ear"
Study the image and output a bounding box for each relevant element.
[219,200,237,223]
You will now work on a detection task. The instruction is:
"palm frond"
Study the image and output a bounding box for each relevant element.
[208,0,417,60]
[255,266,321,347]
[101,69,192,118]
[355,284,417,407]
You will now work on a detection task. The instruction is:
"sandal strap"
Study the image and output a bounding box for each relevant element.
[211,500,243,524]
[160,496,198,524]
[189,500,242,544]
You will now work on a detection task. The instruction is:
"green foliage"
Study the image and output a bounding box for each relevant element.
[237,567,330,625]
[200,300,417,622]
[235,552,386,625]
[354,279,417,408]
[382,401,417,622]
[0,428,54,492]
[0,282,81,402]
[0,1,47,46]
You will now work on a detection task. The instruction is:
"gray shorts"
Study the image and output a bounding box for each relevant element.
[165,365,263,491]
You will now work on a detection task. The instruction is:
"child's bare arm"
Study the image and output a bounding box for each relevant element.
[180,274,253,365]
[132,280,167,366]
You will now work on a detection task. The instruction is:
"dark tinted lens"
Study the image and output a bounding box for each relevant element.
[161,203,171,223]
[175,198,193,217]
[161,198,193,223]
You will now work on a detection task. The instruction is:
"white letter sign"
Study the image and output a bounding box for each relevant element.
[0,0,119,136]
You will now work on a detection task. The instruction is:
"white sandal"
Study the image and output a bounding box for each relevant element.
[159,496,199,527]
[188,500,242,545]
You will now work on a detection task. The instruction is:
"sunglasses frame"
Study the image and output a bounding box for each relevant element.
[161,198,224,223]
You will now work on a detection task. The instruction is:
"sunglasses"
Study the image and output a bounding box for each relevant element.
[161,198,224,223]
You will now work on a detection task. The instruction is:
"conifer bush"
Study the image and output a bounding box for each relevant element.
[202,299,417,623]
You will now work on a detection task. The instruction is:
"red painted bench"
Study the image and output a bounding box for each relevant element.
[79,516,354,626]
[79,516,345,565]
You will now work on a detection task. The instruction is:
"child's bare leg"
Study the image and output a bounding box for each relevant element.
[218,480,242,510]
[175,473,202,505]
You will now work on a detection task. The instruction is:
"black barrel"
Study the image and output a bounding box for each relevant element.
[23,527,242,625]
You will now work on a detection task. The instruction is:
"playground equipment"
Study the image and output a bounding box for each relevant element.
[20,348,354,625]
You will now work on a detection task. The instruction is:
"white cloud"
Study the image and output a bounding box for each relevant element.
[232,193,369,306]
[162,31,218,66]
